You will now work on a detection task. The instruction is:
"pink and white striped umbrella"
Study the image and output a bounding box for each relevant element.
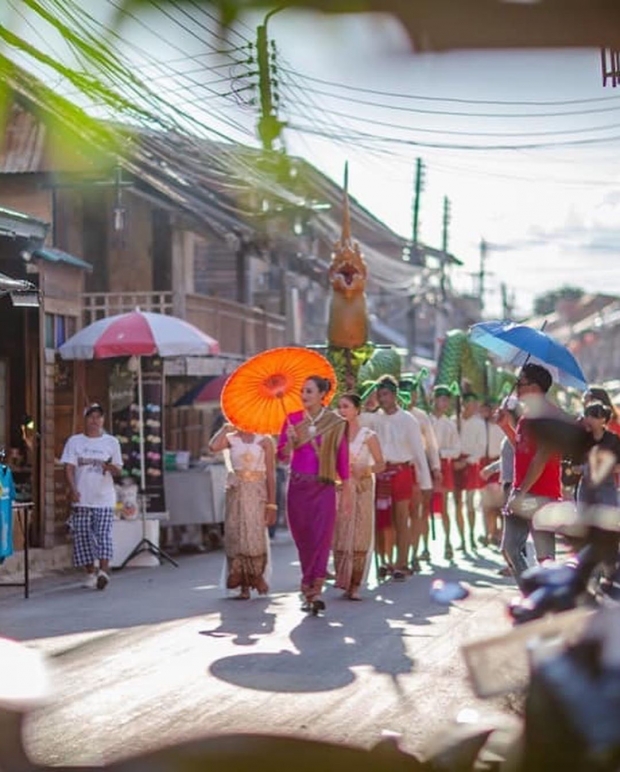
[58,310,220,360]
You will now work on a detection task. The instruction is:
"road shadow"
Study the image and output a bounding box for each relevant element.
[198,596,277,646]
[207,541,516,695]
[208,595,410,693]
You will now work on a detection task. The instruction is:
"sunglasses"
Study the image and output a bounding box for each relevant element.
[585,406,608,419]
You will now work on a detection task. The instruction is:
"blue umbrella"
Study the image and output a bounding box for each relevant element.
[469,321,587,391]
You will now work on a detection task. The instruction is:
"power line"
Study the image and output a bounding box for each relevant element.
[287,120,620,151]
[277,66,620,107]
[184,0,253,47]
[283,102,620,139]
[278,71,620,119]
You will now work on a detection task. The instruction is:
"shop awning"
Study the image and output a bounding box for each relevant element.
[32,246,92,272]
[0,206,48,243]
[173,373,230,407]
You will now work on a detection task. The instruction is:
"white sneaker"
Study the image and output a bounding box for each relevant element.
[96,571,110,591]
[82,573,97,589]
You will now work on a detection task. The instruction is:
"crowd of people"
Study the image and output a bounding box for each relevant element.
[61,365,620,610]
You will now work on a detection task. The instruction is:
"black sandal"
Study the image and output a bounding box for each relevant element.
[311,599,325,615]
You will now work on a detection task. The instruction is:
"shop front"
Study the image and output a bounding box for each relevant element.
[55,315,230,560]
[0,210,90,581]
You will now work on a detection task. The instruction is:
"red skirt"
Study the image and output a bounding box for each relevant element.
[454,460,482,491]
[438,458,454,492]
[375,463,414,530]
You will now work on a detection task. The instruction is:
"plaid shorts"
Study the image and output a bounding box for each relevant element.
[69,507,114,566]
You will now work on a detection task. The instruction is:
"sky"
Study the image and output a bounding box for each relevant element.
[3,2,620,319]
[252,10,620,318]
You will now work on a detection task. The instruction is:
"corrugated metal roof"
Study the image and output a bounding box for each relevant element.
[0,102,48,173]
[0,204,48,240]
[32,246,92,272]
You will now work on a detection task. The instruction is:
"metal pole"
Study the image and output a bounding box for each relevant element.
[138,358,146,493]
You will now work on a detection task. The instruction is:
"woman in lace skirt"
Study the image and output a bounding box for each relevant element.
[209,424,276,599]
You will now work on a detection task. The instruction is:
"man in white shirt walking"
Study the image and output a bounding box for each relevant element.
[361,376,430,580]
[430,384,461,560]
[61,403,123,590]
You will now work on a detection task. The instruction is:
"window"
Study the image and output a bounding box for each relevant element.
[45,314,77,349]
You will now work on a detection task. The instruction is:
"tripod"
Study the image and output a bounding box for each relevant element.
[120,492,178,568]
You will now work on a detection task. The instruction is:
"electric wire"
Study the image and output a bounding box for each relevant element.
[277,66,620,107]
[277,78,620,119]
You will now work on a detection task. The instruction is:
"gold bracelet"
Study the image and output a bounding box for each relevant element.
[265,503,277,510]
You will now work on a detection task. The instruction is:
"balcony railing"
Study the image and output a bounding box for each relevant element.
[82,291,286,356]
[82,292,174,321]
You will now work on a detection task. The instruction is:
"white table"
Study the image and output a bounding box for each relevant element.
[111,518,161,568]
[164,465,226,526]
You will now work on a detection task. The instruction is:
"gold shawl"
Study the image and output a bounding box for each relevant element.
[296,410,347,483]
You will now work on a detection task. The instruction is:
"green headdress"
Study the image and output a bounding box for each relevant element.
[398,368,429,409]
[433,381,460,399]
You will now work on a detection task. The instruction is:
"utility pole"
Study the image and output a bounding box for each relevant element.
[478,238,488,312]
[501,282,515,320]
[255,10,286,151]
[411,157,425,262]
[441,196,450,254]
[440,196,451,297]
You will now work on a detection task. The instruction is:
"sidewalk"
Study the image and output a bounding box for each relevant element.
[0,529,301,642]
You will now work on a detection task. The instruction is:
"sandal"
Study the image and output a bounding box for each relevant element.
[311,599,325,615]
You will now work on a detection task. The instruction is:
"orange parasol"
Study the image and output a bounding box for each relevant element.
[221,347,337,435]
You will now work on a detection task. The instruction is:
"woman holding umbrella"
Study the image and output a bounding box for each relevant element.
[278,375,353,614]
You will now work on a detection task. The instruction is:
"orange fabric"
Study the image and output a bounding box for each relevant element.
[221,347,336,435]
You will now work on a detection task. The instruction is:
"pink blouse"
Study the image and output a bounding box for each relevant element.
[277,410,350,480]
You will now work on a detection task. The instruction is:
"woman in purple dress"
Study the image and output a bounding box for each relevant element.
[277,375,352,614]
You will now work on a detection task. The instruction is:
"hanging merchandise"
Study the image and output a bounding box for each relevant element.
[110,356,166,515]
[0,457,15,561]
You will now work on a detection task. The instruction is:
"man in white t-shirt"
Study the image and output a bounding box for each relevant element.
[61,403,122,590]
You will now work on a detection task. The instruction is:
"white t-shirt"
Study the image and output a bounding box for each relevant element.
[60,433,123,508]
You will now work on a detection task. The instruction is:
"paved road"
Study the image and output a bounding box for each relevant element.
[0,530,517,767]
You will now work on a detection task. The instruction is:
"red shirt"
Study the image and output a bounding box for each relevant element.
[607,417,620,437]
[514,417,562,498]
